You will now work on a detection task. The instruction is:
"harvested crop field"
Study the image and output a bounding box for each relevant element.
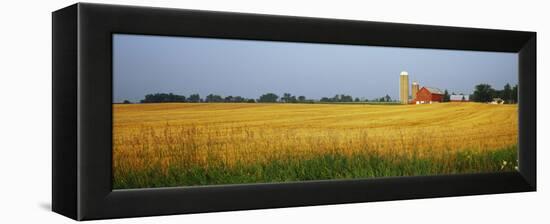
[113,103,518,189]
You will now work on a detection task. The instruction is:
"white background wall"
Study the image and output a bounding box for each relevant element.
[0,0,547,223]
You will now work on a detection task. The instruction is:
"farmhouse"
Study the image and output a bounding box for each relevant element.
[414,87,444,104]
[490,98,505,104]
[450,94,470,102]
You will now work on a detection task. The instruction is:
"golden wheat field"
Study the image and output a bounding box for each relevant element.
[112,102,518,188]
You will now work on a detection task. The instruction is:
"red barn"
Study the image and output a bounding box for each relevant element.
[414,87,444,104]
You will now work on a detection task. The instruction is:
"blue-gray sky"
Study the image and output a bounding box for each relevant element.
[113,34,518,103]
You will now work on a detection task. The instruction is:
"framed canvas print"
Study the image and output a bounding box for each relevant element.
[52,3,536,220]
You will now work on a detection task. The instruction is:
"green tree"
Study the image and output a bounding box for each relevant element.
[503,83,512,103]
[224,95,233,102]
[333,94,340,102]
[472,84,494,102]
[281,93,292,102]
[340,94,353,102]
[258,93,279,103]
[289,95,297,103]
[298,96,306,102]
[141,93,186,103]
[493,89,503,100]
[512,84,518,103]
[188,94,201,103]
[443,89,450,102]
[233,96,245,102]
[384,94,391,102]
[206,94,223,102]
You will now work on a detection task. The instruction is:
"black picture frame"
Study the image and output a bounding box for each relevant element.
[52,3,536,221]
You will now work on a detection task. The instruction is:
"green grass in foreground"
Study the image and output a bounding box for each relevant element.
[113,145,518,189]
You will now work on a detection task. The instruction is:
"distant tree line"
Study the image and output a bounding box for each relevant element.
[470,83,518,103]
[140,93,186,103]
[320,94,353,102]
[138,93,256,103]
[127,92,399,104]
[127,83,518,105]
[258,93,313,103]
[319,94,395,103]
[374,94,394,102]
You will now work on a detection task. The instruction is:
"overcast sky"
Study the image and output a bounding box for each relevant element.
[113,34,518,103]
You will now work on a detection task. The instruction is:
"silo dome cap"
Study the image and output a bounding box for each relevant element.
[400,71,408,76]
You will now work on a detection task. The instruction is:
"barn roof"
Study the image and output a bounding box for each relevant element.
[423,87,444,95]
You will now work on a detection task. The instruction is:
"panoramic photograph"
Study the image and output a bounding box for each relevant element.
[112,34,519,189]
